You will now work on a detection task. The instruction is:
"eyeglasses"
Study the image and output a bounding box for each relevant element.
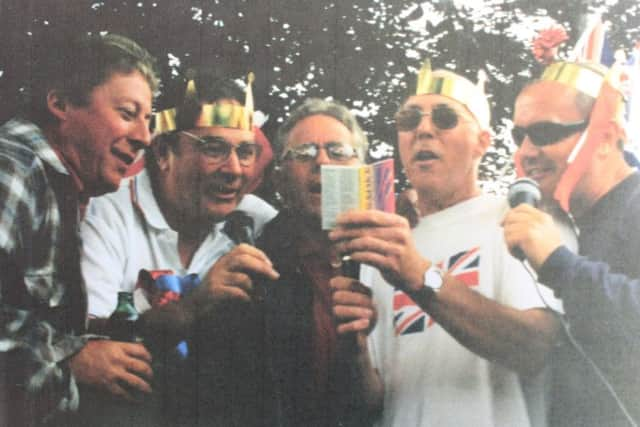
[511,120,589,147]
[394,103,468,132]
[281,142,358,162]
[180,131,262,166]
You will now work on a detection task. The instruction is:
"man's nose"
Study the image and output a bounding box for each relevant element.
[315,146,332,165]
[413,114,436,141]
[220,148,244,176]
[132,118,152,147]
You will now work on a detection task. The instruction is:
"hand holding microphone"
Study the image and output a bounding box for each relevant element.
[503,178,564,269]
[200,211,278,304]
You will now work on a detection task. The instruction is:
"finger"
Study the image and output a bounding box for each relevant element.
[330,276,372,294]
[331,225,409,244]
[121,342,153,363]
[229,253,279,280]
[214,284,252,302]
[346,251,397,273]
[218,271,254,292]
[336,318,371,335]
[123,356,153,381]
[228,244,274,266]
[334,303,374,319]
[329,276,353,291]
[340,236,403,259]
[106,381,132,401]
[331,288,373,307]
[332,290,373,309]
[118,370,153,395]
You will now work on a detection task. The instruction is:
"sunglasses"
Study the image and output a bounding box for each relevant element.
[511,120,589,147]
[281,142,358,162]
[180,131,262,167]
[394,103,468,132]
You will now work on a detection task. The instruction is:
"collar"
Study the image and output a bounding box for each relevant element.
[49,144,85,195]
[130,168,173,230]
[3,118,70,176]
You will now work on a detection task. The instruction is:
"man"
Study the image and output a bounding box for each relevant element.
[0,33,158,425]
[78,72,278,424]
[192,98,382,426]
[265,98,382,426]
[504,60,640,426]
[330,65,562,426]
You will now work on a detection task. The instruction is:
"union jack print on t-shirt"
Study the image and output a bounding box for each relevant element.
[393,247,480,335]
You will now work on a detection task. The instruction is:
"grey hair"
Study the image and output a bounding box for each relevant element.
[275,98,368,161]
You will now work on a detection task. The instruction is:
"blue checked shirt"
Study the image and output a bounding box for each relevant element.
[0,118,89,424]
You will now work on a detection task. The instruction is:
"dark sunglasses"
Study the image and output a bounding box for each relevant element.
[281,142,358,162]
[180,131,262,166]
[511,120,589,147]
[394,103,467,132]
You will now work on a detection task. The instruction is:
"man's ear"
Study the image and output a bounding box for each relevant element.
[46,90,68,121]
[151,135,173,172]
[474,129,492,158]
[596,119,625,158]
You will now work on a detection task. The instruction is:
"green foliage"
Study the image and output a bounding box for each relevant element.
[1,0,638,192]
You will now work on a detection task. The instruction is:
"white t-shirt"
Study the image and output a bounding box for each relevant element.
[364,194,563,427]
[80,168,277,317]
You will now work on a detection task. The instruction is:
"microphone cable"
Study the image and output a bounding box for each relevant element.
[520,260,638,427]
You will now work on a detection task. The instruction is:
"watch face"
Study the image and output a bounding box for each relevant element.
[424,266,444,291]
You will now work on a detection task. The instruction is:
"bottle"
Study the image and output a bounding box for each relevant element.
[108,291,141,342]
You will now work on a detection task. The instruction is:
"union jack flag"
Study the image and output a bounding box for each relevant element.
[393,247,480,335]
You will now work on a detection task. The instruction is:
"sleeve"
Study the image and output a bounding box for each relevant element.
[538,246,640,340]
[0,155,86,421]
[80,197,131,318]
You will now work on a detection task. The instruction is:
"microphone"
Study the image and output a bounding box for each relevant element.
[222,210,255,245]
[341,256,360,280]
[222,210,266,302]
[507,178,541,260]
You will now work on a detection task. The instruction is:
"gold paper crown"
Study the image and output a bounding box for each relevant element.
[153,73,255,134]
[415,60,491,129]
[540,61,607,98]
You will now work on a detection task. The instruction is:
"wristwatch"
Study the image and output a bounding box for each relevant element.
[406,265,444,304]
[423,265,444,293]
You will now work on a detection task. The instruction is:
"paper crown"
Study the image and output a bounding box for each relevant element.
[415,60,491,129]
[540,61,608,98]
[153,72,255,134]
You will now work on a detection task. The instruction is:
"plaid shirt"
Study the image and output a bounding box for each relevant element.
[0,118,88,424]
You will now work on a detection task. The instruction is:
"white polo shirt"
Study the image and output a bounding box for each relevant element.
[80,168,277,318]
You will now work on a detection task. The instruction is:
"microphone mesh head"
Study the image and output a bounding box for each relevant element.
[508,178,541,208]
[223,211,255,245]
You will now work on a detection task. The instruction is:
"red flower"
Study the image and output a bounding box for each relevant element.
[532,26,569,64]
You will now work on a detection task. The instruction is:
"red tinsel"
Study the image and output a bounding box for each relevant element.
[532,26,569,64]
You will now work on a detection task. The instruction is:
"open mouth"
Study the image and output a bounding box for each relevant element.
[208,183,241,200]
[112,149,135,167]
[524,166,554,181]
[413,150,439,162]
[523,159,555,182]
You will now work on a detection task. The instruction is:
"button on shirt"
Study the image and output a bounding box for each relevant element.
[80,168,277,318]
